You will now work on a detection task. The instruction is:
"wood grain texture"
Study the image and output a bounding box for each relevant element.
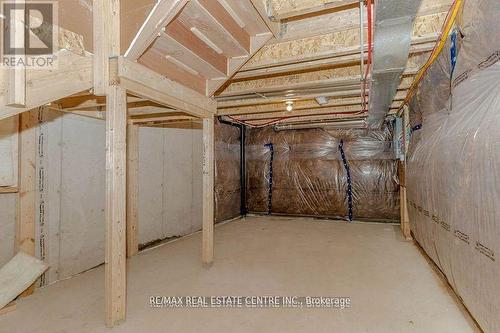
[105,84,127,327]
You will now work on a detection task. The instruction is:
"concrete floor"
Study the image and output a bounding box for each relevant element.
[0,216,480,333]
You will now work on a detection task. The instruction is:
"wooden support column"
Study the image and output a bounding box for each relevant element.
[7,1,26,107]
[400,185,411,240]
[400,106,411,240]
[126,124,139,257]
[202,116,215,266]
[102,0,126,327]
[16,109,38,296]
[105,84,127,327]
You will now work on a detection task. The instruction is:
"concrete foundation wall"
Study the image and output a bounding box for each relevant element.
[0,111,202,285]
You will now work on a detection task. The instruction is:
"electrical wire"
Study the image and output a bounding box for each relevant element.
[225,0,374,129]
[397,0,464,114]
[362,0,373,112]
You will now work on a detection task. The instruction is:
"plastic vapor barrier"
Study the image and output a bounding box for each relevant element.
[214,119,241,222]
[406,1,500,331]
[245,127,399,221]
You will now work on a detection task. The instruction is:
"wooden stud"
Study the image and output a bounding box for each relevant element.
[400,185,411,240]
[113,57,217,118]
[202,116,214,265]
[16,109,38,297]
[104,0,126,327]
[105,84,127,327]
[126,124,139,257]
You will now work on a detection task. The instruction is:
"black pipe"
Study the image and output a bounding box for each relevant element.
[240,124,247,216]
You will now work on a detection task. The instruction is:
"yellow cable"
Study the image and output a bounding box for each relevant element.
[398,0,464,114]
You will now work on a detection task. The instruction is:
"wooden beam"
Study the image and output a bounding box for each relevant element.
[16,110,38,297]
[206,32,273,96]
[239,34,438,74]
[236,106,366,121]
[0,50,93,121]
[219,98,403,116]
[165,20,228,75]
[202,116,214,266]
[139,48,207,94]
[197,0,251,53]
[105,84,127,327]
[0,187,19,194]
[126,124,139,257]
[125,0,189,60]
[217,89,365,108]
[234,39,436,80]
[275,0,359,21]
[250,0,280,37]
[113,57,217,118]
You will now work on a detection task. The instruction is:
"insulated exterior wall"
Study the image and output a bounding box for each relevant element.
[214,120,241,222]
[406,1,500,332]
[245,127,399,221]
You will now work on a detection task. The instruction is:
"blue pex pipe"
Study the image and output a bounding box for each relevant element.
[338,139,353,221]
[264,143,274,215]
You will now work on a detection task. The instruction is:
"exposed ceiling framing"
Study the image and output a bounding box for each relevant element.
[215,0,454,128]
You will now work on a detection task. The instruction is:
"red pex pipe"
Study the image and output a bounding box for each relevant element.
[362,0,373,111]
[225,0,374,129]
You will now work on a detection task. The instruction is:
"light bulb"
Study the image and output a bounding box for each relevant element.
[286,104,293,112]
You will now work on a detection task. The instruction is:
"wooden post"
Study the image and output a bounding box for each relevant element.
[16,110,37,296]
[105,84,127,327]
[93,0,109,96]
[400,185,411,240]
[7,0,26,107]
[400,106,411,240]
[126,124,139,257]
[101,0,125,327]
[202,116,214,265]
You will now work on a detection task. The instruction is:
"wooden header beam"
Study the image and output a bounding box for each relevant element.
[0,51,93,122]
[111,57,217,118]
[275,0,359,21]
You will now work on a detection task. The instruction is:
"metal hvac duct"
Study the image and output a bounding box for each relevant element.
[367,0,422,128]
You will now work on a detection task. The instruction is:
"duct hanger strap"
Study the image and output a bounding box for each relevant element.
[338,139,353,221]
[264,143,274,215]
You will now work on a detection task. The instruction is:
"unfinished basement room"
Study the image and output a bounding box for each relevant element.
[0,0,498,332]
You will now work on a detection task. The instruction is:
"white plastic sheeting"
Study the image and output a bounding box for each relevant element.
[407,1,500,331]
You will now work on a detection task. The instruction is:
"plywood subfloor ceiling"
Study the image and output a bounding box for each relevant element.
[216,0,454,126]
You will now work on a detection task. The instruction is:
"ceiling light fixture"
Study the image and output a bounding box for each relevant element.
[315,96,329,106]
[286,101,294,112]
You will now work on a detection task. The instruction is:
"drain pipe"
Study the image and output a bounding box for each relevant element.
[367,0,422,128]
